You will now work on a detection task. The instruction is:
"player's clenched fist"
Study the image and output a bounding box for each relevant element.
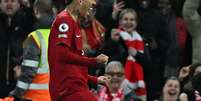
[96,54,109,64]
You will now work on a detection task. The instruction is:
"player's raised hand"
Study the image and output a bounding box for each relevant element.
[96,54,109,64]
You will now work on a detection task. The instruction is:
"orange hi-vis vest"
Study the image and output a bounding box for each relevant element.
[0,97,14,101]
[17,29,51,101]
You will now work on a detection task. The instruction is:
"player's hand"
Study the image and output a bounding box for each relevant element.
[97,76,111,85]
[90,89,98,97]
[96,54,109,64]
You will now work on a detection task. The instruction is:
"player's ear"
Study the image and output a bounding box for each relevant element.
[79,0,83,4]
[75,0,83,5]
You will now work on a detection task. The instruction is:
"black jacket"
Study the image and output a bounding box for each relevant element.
[0,7,35,82]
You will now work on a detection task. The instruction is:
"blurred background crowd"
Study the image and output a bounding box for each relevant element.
[0,0,201,100]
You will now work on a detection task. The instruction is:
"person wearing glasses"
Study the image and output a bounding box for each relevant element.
[97,61,141,101]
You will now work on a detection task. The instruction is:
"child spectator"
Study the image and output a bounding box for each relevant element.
[112,8,147,101]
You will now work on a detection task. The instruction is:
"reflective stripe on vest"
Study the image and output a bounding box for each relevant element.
[17,80,48,90]
[17,81,29,90]
[29,83,48,90]
[35,30,49,74]
[22,59,39,67]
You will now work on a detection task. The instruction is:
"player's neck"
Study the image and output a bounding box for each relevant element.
[65,4,78,17]
[65,6,79,21]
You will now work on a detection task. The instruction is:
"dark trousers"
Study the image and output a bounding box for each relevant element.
[144,57,165,101]
[0,81,16,98]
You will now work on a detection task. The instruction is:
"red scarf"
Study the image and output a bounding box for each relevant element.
[195,90,201,101]
[98,86,124,101]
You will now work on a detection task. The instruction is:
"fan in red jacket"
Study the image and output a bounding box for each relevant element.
[48,0,109,101]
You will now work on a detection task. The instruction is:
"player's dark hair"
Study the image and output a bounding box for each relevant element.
[65,0,73,5]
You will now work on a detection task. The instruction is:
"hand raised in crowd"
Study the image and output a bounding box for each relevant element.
[97,76,111,86]
[149,38,158,50]
[20,0,31,7]
[111,28,121,42]
[178,65,191,81]
[112,0,125,20]
[90,88,98,97]
[96,54,109,64]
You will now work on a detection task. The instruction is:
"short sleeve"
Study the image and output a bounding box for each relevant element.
[50,14,75,47]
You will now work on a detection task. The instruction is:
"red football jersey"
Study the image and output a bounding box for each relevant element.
[48,10,98,101]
